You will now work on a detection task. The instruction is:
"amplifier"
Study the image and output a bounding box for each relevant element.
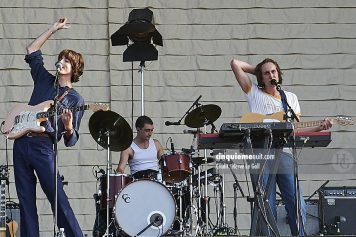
[320,186,356,235]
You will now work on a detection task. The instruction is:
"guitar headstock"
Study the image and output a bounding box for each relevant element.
[89,103,109,112]
[334,116,354,126]
[0,165,9,181]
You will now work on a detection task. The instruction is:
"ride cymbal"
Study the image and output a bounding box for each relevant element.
[89,110,133,152]
[184,104,221,128]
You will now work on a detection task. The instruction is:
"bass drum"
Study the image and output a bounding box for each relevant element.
[99,173,132,210]
[115,180,176,236]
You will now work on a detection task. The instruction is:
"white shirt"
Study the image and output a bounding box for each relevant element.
[246,83,301,116]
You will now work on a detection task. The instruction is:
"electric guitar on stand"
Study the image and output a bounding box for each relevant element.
[0,166,18,237]
[0,166,8,237]
[2,100,109,140]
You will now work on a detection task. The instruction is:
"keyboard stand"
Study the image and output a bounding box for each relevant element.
[246,129,282,236]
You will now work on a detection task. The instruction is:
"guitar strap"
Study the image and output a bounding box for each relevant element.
[55,88,71,102]
[279,89,288,114]
[279,89,300,122]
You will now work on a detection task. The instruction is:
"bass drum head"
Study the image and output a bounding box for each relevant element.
[115,179,176,236]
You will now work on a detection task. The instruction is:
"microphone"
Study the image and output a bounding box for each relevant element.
[183,129,198,134]
[170,138,175,154]
[165,121,181,126]
[193,95,202,106]
[271,79,281,90]
[55,61,63,72]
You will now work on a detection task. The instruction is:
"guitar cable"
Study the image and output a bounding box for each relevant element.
[0,121,5,134]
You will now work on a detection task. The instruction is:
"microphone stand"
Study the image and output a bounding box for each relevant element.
[277,84,304,235]
[139,61,145,116]
[277,86,299,123]
[228,164,245,234]
[306,180,329,202]
[167,95,202,126]
[53,68,60,236]
[136,214,163,236]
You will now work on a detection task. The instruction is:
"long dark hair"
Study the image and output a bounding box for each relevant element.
[255,58,283,88]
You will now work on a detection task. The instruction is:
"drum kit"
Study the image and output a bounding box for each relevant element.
[89,101,233,237]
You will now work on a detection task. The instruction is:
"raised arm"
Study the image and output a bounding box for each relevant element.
[26,18,70,54]
[230,59,255,94]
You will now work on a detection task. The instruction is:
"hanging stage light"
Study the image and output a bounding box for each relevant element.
[111,8,163,62]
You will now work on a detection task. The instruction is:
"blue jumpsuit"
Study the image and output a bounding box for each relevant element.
[13,50,84,237]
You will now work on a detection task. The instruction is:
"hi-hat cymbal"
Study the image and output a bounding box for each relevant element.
[89,110,133,152]
[184,104,221,128]
[191,156,215,165]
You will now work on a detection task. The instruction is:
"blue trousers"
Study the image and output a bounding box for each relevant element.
[13,136,83,237]
[248,149,306,236]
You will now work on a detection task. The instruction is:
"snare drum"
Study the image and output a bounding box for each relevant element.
[99,174,132,210]
[115,179,176,236]
[160,153,190,183]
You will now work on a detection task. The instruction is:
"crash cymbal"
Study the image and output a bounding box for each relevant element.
[191,156,215,165]
[184,104,221,128]
[89,110,133,152]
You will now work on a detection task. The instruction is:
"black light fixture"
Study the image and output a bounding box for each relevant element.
[111,8,163,62]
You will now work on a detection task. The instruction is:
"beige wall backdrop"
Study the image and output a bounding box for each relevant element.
[1,0,356,236]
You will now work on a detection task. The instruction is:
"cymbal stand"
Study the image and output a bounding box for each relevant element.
[186,131,198,236]
[100,129,113,237]
[194,157,204,236]
[212,173,229,235]
[221,174,227,229]
[203,122,210,235]
[223,176,228,231]
[187,168,194,236]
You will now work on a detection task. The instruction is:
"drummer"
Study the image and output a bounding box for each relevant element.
[116,115,164,180]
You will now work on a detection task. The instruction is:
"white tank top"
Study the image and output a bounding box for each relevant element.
[128,138,159,175]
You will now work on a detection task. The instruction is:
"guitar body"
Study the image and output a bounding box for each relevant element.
[240,111,285,123]
[3,100,109,140]
[3,100,53,140]
[6,221,18,237]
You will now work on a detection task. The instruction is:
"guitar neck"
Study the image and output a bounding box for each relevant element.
[37,104,89,119]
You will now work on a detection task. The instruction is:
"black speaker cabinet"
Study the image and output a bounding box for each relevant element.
[320,186,356,235]
[5,203,20,237]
